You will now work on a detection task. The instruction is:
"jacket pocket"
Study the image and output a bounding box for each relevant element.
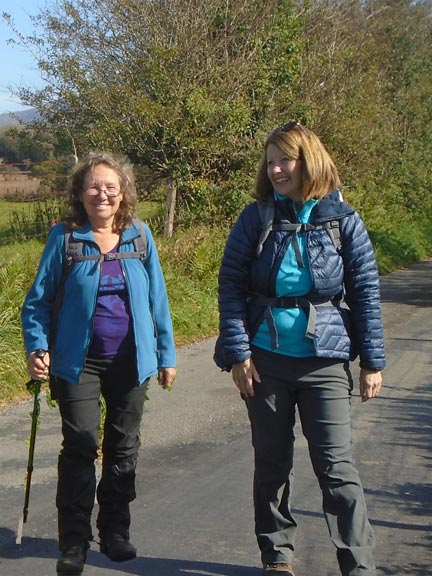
[314,305,356,360]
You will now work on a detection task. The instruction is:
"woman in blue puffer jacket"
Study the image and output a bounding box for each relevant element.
[214,122,385,576]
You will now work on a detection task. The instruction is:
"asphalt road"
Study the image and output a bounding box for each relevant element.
[1,259,431,576]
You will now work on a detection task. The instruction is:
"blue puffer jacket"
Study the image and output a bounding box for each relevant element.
[22,220,176,385]
[214,190,385,371]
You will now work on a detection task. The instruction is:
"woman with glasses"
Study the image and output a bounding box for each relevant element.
[214,123,385,576]
[22,152,176,575]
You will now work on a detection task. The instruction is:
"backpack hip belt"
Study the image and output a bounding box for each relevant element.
[248,294,343,350]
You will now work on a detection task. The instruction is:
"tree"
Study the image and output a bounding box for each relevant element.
[0,125,53,165]
[7,0,303,233]
[5,0,431,230]
[295,0,432,211]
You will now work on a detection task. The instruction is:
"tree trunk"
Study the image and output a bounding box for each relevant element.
[164,179,177,238]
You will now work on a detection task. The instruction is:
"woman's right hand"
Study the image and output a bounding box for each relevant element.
[27,350,50,381]
[231,357,261,398]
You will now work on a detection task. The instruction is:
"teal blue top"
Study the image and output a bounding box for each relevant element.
[252,194,318,356]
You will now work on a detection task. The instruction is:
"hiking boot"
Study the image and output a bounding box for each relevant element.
[263,563,295,576]
[100,532,137,562]
[56,542,88,575]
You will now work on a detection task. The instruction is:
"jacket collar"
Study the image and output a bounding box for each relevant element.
[70,221,140,243]
[310,189,354,223]
[274,189,353,223]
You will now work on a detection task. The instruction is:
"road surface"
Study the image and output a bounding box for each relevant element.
[1,260,431,576]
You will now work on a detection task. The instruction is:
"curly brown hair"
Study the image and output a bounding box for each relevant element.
[255,122,340,203]
[65,152,137,231]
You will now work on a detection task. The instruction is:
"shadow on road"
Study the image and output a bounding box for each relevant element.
[380,260,432,308]
[0,527,261,576]
[378,386,432,453]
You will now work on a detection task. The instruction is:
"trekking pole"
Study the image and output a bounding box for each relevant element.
[16,378,42,545]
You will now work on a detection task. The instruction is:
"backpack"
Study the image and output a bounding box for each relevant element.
[252,196,345,348]
[256,195,342,258]
[50,217,147,348]
[62,217,147,270]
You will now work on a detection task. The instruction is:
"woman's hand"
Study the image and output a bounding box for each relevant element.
[158,367,177,390]
[359,368,382,402]
[27,350,50,381]
[232,358,261,398]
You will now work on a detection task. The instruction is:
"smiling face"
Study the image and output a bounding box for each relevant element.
[80,164,123,228]
[266,142,303,201]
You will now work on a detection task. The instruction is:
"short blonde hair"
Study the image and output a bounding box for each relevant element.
[255,122,340,202]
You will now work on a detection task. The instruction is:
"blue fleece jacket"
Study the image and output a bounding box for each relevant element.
[21,220,176,384]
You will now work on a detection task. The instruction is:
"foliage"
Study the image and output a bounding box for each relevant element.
[0,242,41,406]
[177,170,254,227]
[296,0,432,198]
[8,199,64,240]
[3,1,432,228]
[155,225,227,343]
[0,125,56,164]
[5,0,303,226]
[369,217,432,274]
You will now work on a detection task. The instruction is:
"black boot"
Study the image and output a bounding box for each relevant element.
[57,542,89,575]
[100,532,137,562]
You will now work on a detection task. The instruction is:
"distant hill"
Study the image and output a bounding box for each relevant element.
[0,108,41,129]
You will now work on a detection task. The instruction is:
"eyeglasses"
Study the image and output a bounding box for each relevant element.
[84,184,121,197]
[269,121,310,138]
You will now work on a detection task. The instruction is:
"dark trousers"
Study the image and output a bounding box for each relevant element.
[246,347,375,576]
[55,356,148,549]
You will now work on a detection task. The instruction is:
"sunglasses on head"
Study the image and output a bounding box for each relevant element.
[269,121,310,138]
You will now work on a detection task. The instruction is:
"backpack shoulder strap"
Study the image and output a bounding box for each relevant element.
[256,197,305,258]
[102,218,148,263]
[50,227,82,347]
[256,197,275,258]
[328,220,342,252]
[65,220,148,265]
[256,197,343,257]
[131,217,148,262]
[313,220,342,252]
[63,232,93,266]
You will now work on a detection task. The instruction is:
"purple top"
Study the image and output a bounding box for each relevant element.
[87,246,134,359]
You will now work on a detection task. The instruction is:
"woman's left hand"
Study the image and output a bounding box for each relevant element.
[158,367,177,390]
[359,368,382,402]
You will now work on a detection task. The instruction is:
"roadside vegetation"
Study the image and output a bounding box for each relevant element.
[1,196,431,408]
[1,0,431,406]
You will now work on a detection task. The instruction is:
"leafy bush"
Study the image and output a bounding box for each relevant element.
[177,171,254,227]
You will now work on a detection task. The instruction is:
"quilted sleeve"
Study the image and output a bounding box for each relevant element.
[340,212,386,370]
[215,204,260,369]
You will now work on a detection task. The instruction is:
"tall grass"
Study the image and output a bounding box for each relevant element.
[0,241,42,406]
[156,225,226,345]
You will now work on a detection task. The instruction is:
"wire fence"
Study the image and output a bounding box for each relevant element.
[0,159,246,246]
[0,161,168,246]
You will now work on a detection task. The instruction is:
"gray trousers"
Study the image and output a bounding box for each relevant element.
[246,347,376,576]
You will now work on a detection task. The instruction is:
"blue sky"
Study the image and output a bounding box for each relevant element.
[0,1,49,114]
